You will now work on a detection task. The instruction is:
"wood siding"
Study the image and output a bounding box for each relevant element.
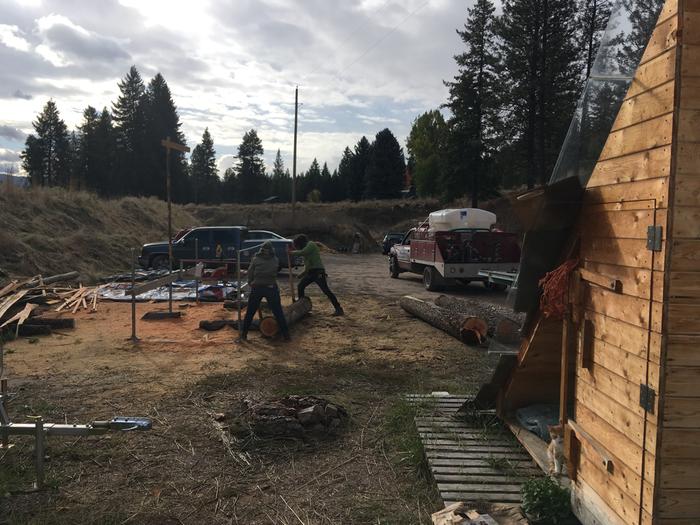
[571,2,678,523]
[657,0,700,520]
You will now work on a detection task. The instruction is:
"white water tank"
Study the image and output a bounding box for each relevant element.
[428,208,497,231]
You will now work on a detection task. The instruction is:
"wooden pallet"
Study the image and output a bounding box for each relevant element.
[407,394,542,507]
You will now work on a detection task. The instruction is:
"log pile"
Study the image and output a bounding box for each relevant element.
[0,272,83,338]
[400,295,524,347]
[232,395,349,439]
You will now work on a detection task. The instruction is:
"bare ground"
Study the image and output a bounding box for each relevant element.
[0,254,506,524]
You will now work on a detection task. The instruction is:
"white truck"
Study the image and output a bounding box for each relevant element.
[389,208,520,291]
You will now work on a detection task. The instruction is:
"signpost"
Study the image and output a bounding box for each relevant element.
[160,137,190,315]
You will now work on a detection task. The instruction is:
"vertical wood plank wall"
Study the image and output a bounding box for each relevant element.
[570,1,678,523]
[656,0,700,521]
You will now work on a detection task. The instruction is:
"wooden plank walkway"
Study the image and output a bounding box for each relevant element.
[407,393,542,507]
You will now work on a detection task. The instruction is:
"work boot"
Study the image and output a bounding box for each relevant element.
[332,308,345,317]
[235,333,248,344]
[282,332,291,342]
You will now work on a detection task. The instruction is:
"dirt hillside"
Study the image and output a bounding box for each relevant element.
[0,187,444,279]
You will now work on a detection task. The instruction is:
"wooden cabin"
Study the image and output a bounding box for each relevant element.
[496,0,700,523]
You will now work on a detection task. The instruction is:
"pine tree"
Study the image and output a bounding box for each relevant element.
[74,106,101,192]
[144,73,188,201]
[305,158,322,201]
[350,137,371,201]
[21,100,71,187]
[94,108,116,196]
[270,149,291,201]
[444,0,499,204]
[235,129,265,203]
[112,66,147,195]
[578,0,614,78]
[364,129,405,200]
[190,128,218,204]
[320,162,332,202]
[337,146,354,201]
[406,110,447,198]
[496,0,581,188]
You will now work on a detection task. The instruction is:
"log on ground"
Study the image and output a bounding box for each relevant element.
[25,316,75,329]
[17,324,52,336]
[259,297,312,338]
[399,295,485,346]
[434,294,523,340]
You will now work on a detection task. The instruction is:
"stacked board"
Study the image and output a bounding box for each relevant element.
[407,394,540,506]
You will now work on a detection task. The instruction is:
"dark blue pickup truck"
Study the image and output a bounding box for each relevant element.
[138,226,302,270]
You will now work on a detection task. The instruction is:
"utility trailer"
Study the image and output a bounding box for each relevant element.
[389,209,520,291]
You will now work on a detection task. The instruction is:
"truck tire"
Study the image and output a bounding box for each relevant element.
[150,255,169,270]
[389,256,400,278]
[423,267,442,292]
[484,281,508,292]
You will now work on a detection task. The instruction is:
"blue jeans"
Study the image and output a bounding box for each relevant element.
[242,285,289,337]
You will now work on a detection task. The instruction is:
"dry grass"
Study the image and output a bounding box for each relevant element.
[0,187,441,280]
[0,357,460,524]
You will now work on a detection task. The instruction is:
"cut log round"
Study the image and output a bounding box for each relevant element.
[400,295,482,346]
[462,317,488,342]
[259,297,312,338]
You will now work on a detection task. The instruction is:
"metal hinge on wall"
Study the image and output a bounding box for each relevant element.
[639,384,656,413]
[647,226,663,252]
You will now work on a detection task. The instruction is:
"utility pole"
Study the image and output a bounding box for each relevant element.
[292,86,298,223]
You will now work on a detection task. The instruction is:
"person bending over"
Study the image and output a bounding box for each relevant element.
[290,234,344,316]
[238,241,290,342]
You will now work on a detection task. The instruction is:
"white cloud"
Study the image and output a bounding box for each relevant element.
[0,24,31,52]
[0,1,473,171]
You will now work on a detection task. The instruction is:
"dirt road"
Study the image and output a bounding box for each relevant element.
[1,254,506,524]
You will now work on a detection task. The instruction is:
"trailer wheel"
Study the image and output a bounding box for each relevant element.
[423,267,442,291]
[389,256,400,278]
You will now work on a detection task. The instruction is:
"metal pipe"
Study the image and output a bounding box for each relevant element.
[130,248,137,342]
[34,418,44,490]
[195,238,199,303]
[237,251,242,340]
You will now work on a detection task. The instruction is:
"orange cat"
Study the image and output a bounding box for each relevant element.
[547,424,565,476]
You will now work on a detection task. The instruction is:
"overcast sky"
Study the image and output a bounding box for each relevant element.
[0,0,472,175]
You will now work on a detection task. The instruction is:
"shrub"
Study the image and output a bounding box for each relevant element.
[522,476,572,524]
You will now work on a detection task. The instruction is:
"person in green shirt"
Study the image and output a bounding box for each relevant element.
[289,234,344,316]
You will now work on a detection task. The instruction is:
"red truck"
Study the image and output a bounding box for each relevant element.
[388,209,520,291]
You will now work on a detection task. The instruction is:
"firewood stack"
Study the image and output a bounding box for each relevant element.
[231,395,349,439]
[0,271,91,338]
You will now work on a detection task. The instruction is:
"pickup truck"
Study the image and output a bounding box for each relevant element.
[389,226,520,291]
[138,227,302,270]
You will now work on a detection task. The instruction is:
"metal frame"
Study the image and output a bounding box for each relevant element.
[1,341,151,490]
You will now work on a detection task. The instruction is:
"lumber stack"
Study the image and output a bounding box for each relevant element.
[0,272,83,338]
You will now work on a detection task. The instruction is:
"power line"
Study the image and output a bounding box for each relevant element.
[340,0,431,74]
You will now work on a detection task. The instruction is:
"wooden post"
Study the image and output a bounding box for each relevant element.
[287,251,296,302]
[166,138,173,313]
[160,138,190,315]
[292,86,298,225]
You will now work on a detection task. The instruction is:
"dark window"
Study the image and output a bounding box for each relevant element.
[212,229,238,245]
